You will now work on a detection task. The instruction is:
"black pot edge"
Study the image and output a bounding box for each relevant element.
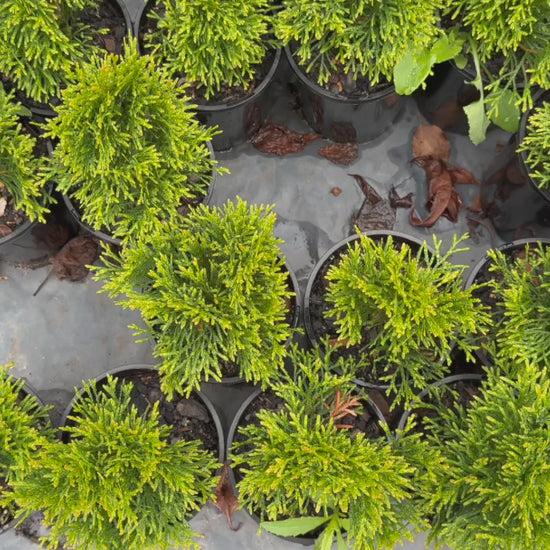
[59,141,217,246]
[58,363,225,463]
[396,373,485,433]
[516,89,550,205]
[133,0,282,111]
[284,45,397,104]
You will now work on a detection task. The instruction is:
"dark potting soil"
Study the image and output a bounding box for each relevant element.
[403,377,483,436]
[67,370,219,455]
[81,0,127,56]
[288,42,392,98]
[138,2,276,105]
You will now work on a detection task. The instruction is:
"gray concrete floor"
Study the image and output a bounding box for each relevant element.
[3,0,550,548]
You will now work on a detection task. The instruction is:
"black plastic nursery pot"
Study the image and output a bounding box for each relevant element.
[303,230,429,391]
[413,61,479,135]
[396,373,484,434]
[59,363,225,463]
[225,386,387,546]
[134,1,282,152]
[284,46,404,144]
[60,141,218,247]
[464,237,550,367]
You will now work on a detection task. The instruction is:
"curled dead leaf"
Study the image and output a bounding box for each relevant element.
[318,142,359,165]
[412,124,451,161]
[213,463,241,531]
[251,124,320,155]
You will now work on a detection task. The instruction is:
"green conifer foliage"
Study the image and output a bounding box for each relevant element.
[231,346,442,550]
[487,243,550,369]
[274,0,443,87]
[146,0,273,100]
[324,233,489,407]
[425,363,550,549]
[0,0,101,104]
[45,38,219,243]
[517,101,550,189]
[11,377,219,550]
[0,89,51,222]
[93,199,294,397]
[0,364,53,516]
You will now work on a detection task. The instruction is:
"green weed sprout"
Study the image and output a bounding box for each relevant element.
[11,376,220,550]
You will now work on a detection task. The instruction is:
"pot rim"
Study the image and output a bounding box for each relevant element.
[516,88,550,204]
[396,372,485,433]
[134,0,281,111]
[58,363,225,463]
[284,45,397,103]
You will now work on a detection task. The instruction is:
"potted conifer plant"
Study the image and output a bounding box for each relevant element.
[423,362,550,549]
[45,37,220,246]
[305,231,490,409]
[516,90,550,204]
[273,0,444,143]
[93,198,299,398]
[0,0,131,116]
[228,344,442,549]
[10,375,221,550]
[136,0,280,151]
[0,88,58,263]
[0,364,54,534]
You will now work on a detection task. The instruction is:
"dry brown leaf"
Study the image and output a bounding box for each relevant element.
[51,236,100,282]
[213,463,241,531]
[468,193,483,213]
[348,174,382,205]
[331,187,342,196]
[251,124,320,155]
[318,142,359,165]
[389,188,414,209]
[448,167,480,185]
[412,124,451,161]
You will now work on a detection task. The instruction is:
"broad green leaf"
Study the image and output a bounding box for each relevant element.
[336,529,349,550]
[16,105,32,118]
[431,35,464,63]
[260,516,330,537]
[487,89,521,133]
[314,526,335,550]
[464,98,491,145]
[394,50,435,95]
[454,53,468,70]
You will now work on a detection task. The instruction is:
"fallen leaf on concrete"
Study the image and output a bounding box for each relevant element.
[349,174,382,205]
[331,187,342,196]
[318,142,359,165]
[52,236,100,282]
[412,124,451,162]
[389,188,414,209]
[251,124,320,155]
[213,463,241,531]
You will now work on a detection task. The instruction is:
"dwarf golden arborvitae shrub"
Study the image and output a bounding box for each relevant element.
[11,377,219,550]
